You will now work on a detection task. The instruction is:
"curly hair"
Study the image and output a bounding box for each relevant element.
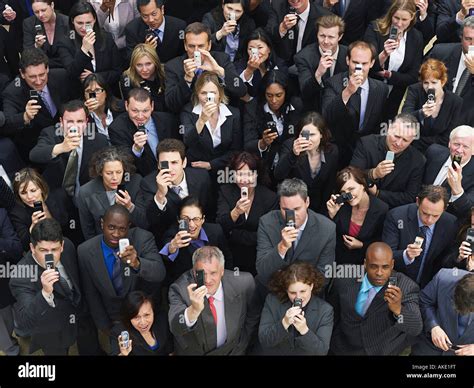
[89,146,136,178]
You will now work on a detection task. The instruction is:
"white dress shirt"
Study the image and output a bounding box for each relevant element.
[453,52,468,93]
[358,78,369,130]
[296,3,310,53]
[192,103,233,148]
[90,109,114,139]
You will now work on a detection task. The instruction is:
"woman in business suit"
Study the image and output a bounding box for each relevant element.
[402,58,463,152]
[77,146,145,240]
[274,112,338,214]
[259,262,333,355]
[216,151,278,275]
[118,291,173,356]
[243,69,301,185]
[202,0,256,62]
[326,166,389,265]
[22,0,69,69]
[180,71,242,177]
[364,0,423,121]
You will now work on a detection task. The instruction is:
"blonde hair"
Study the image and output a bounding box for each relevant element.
[191,71,229,106]
[124,44,165,93]
[375,0,417,36]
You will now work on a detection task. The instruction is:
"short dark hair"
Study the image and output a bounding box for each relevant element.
[157,139,186,161]
[60,99,88,118]
[185,22,212,42]
[121,291,155,333]
[257,69,291,111]
[347,40,377,61]
[137,0,164,13]
[20,48,48,72]
[335,166,368,194]
[103,204,130,223]
[179,196,205,217]
[295,111,332,152]
[30,218,63,246]
[454,273,474,315]
[417,185,449,208]
[31,0,54,5]
[127,87,152,104]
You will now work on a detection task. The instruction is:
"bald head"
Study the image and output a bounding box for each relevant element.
[364,242,394,287]
[366,242,393,262]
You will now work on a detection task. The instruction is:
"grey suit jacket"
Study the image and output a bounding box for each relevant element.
[168,269,258,355]
[259,293,333,355]
[256,209,336,287]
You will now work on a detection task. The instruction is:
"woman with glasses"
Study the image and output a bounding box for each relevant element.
[159,196,233,284]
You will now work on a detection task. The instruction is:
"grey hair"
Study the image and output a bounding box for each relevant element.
[462,16,474,30]
[192,246,225,268]
[449,125,474,140]
[277,178,308,200]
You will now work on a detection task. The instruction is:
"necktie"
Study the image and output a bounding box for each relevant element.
[208,296,217,325]
[111,253,124,296]
[458,314,470,338]
[407,225,429,283]
[349,88,362,130]
[56,266,78,306]
[361,287,377,316]
[455,68,470,96]
[171,185,183,197]
[153,29,162,47]
[39,90,57,117]
[62,150,79,197]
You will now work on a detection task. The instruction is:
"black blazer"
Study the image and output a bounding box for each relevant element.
[0,25,19,80]
[294,42,348,112]
[331,195,389,265]
[364,22,423,120]
[402,83,463,152]
[180,103,242,172]
[22,12,70,68]
[436,0,462,43]
[29,125,109,190]
[164,51,247,113]
[350,134,426,208]
[216,183,278,275]
[127,311,173,356]
[124,15,186,64]
[119,74,166,112]
[108,111,177,176]
[274,140,339,214]
[382,203,458,288]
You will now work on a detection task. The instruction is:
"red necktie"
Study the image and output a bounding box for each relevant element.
[208,296,217,325]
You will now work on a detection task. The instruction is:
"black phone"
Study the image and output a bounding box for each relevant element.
[159,160,169,170]
[335,192,353,205]
[452,154,462,169]
[427,88,436,103]
[33,201,43,213]
[285,209,296,228]
[195,269,205,288]
[145,28,155,41]
[267,121,278,135]
[466,228,474,245]
[293,297,303,309]
[389,26,398,40]
[301,129,310,141]
[288,6,297,15]
[45,253,55,270]
[29,90,39,100]
[136,124,146,134]
[117,184,126,197]
[88,91,96,99]
[448,343,460,351]
[178,219,189,232]
[34,24,44,35]
[469,8,474,17]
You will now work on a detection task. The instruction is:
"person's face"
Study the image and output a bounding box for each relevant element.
[340,177,366,207]
[130,301,154,334]
[126,97,154,127]
[265,83,286,113]
[422,76,445,93]
[391,9,414,33]
[461,26,474,55]
[299,123,322,151]
[288,0,309,13]
[286,281,313,307]
[135,55,156,80]
[84,81,107,107]
[222,3,244,21]
[30,240,64,269]
[184,32,211,59]
[32,1,54,23]
[194,257,224,296]
[449,133,473,164]
[247,39,270,62]
[158,151,186,185]
[60,109,87,137]
[198,81,221,106]
[317,26,342,55]
[180,205,204,240]
[235,163,257,189]
[416,197,445,227]
[101,161,124,191]
[364,254,394,287]
[139,1,164,29]
[21,63,49,91]
[101,212,130,248]
[73,12,96,38]
[19,181,43,207]
[386,120,417,154]
[280,194,309,229]
[346,47,375,81]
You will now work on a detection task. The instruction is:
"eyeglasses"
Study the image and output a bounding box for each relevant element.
[85,88,105,94]
[180,216,204,224]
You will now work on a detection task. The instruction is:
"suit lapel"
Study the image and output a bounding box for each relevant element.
[223,275,240,343]
[362,79,377,128]
[294,213,315,257]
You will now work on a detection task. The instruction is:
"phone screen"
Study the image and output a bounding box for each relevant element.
[196,270,205,288]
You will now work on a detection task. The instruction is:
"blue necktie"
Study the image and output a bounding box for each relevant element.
[111,253,124,296]
[360,287,377,316]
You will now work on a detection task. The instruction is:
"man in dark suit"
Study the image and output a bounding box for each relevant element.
[412,269,474,356]
[164,22,247,113]
[124,0,186,63]
[109,87,177,176]
[350,113,426,208]
[140,138,212,241]
[168,245,258,355]
[9,218,82,355]
[382,185,458,289]
[423,125,474,218]
[29,100,109,196]
[1,48,71,163]
[322,40,389,168]
[328,242,422,355]
[294,14,348,112]
[77,204,166,353]
[436,0,471,43]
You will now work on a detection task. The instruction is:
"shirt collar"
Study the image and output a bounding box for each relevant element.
[101,238,118,254]
[158,17,165,34]
[299,214,309,231]
[196,228,209,243]
[263,102,295,116]
[360,273,384,292]
[192,103,233,119]
[360,78,369,91]
[170,171,186,190]
[416,211,436,233]
[298,3,310,22]
[208,281,224,301]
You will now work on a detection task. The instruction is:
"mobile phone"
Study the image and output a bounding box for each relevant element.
[194,51,202,67]
[119,238,130,254]
[289,6,297,15]
[69,126,78,135]
[88,91,96,99]
[452,154,462,169]
[301,129,310,141]
[136,124,146,134]
[323,50,332,58]
[285,209,295,228]
[414,236,424,247]
[335,192,353,205]
[207,92,215,103]
[385,151,395,162]
[448,343,460,351]
[389,26,398,40]
[241,186,248,198]
[228,11,236,21]
[250,47,259,59]
[34,24,44,36]
[145,28,154,41]
[85,23,93,33]
[116,183,126,198]
[427,88,436,103]
[45,253,55,270]
[159,160,169,170]
[120,331,129,348]
[355,64,363,74]
[33,200,43,213]
[267,121,278,134]
[29,90,39,100]
[466,228,474,245]
[195,269,205,288]
[388,276,397,287]
[293,297,303,309]
[178,219,189,232]
[469,8,474,17]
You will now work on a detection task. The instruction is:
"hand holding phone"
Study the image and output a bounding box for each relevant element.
[285,209,296,228]
[385,151,395,162]
[119,238,130,254]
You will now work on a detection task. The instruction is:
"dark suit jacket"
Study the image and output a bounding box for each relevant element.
[412,268,474,355]
[9,239,82,353]
[382,203,458,288]
[164,51,247,113]
[350,134,426,208]
[124,15,186,64]
[423,144,474,218]
[168,269,258,355]
[0,25,19,80]
[29,125,109,190]
[108,111,177,176]
[294,43,348,112]
[259,293,333,355]
[76,175,146,240]
[328,271,422,355]
[216,183,278,275]
[180,103,242,172]
[402,83,463,152]
[436,0,462,43]
[77,229,166,331]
